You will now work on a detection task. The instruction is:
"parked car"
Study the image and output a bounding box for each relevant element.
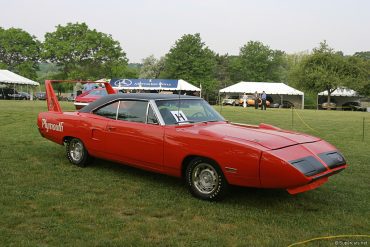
[222,96,240,106]
[35,92,47,100]
[0,88,27,100]
[271,101,295,109]
[67,93,76,102]
[242,96,271,107]
[19,92,31,100]
[37,82,347,201]
[321,102,337,110]
[319,98,337,110]
[342,102,366,111]
[74,88,122,109]
[238,95,253,106]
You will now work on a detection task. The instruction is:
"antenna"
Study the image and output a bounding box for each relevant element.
[177,84,181,119]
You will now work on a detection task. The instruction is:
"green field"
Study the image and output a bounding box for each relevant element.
[0,101,369,246]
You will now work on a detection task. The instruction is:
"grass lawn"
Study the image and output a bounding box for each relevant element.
[0,101,369,246]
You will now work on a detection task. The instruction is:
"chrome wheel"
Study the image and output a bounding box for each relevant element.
[66,138,91,167]
[186,158,229,201]
[69,139,83,163]
[192,163,219,194]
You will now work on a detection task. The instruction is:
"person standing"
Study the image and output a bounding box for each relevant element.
[242,93,247,108]
[253,91,259,109]
[261,91,267,110]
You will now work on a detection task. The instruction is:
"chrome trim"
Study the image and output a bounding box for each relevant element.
[225,167,238,173]
[74,102,89,106]
[150,100,165,125]
[88,98,148,113]
[115,101,121,120]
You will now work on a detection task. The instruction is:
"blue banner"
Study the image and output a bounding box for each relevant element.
[110,79,178,88]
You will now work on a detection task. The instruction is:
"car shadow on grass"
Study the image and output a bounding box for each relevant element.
[85,158,318,209]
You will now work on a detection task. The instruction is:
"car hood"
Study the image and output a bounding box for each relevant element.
[193,122,321,150]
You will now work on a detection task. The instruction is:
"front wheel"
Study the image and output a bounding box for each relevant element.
[66,138,91,167]
[186,158,228,201]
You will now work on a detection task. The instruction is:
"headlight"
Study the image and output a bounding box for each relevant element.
[318,151,346,169]
[289,156,327,177]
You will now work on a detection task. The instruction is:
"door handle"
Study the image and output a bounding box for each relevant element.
[107,126,116,131]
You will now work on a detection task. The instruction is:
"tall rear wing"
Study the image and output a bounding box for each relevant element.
[45,80,115,113]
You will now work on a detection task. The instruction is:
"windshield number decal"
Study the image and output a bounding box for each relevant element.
[170,110,188,122]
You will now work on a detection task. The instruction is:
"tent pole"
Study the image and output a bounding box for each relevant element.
[316,94,319,110]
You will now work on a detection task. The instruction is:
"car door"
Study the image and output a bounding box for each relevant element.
[103,100,164,171]
[84,101,119,158]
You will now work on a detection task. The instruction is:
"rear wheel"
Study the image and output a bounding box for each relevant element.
[186,158,228,201]
[66,138,91,167]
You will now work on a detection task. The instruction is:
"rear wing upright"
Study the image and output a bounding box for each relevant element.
[45,80,115,113]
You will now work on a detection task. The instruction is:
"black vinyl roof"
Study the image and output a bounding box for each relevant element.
[79,93,200,112]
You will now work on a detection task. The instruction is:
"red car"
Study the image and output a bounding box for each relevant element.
[38,80,347,201]
[74,88,122,109]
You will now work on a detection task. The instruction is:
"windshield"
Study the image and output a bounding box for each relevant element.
[155,99,225,125]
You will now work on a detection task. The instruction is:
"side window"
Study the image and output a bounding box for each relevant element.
[117,100,148,123]
[147,105,159,124]
[94,101,119,119]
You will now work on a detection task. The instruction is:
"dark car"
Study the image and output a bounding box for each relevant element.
[270,101,294,109]
[0,88,27,100]
[342,102,366,111]
[35,92,47,100]
[19,92,31,100]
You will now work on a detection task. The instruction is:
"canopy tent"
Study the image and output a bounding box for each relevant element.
[0,70,40,100]
[317,87,363,110]
[318,87,358,97]
[110,79,201,91]
[0,70,39,86]
[219,82,304,109]
[220,81,303,95]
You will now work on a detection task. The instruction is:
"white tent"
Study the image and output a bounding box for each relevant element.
[220,82,304,109]
[318,87,358,97]
[0,70,39,86]
[111,79,201,91]
[0,70,40,100]
[220,81,303,95]
[317,87,363,110]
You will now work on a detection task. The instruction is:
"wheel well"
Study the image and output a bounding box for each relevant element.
[181,155,220,179]
[63,136,73,144]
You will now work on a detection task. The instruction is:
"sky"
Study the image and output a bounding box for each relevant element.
[1,0,369,63]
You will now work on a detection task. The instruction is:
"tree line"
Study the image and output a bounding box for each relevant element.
[1,22,369,102]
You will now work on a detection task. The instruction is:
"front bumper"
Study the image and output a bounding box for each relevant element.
[287,165,346,194]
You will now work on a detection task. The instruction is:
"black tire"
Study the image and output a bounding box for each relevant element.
[185,157,228,201]
[66,138,91,167]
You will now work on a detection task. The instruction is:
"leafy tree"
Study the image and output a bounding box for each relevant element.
[238,41,286,82]
[285,51,310,87]
[0,27,41,79]
[346,56,370,97]
[214,54,232,89]
[354,51,370,60]
[292,41,368,104]
[164,33,216,99]
[228,55,243,83]
[42,22,128,80]
[139,55,165,78]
